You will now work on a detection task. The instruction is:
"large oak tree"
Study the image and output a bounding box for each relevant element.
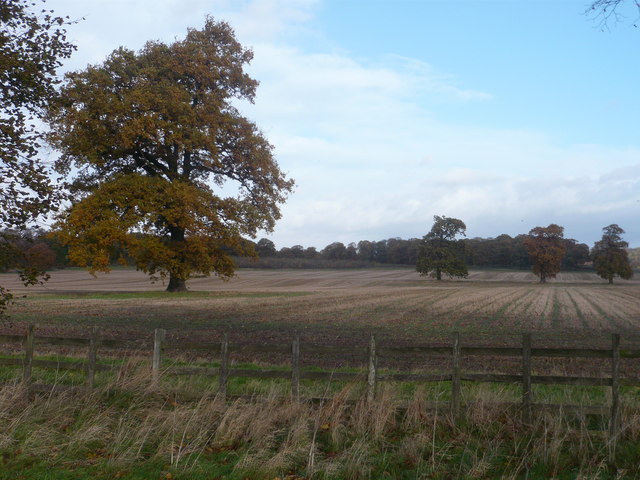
[47,18,294,291]
[592,224,633,284]
[523,224,566,283]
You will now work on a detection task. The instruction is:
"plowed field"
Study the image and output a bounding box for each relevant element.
[1,267,640,378]
[1,268,638,344]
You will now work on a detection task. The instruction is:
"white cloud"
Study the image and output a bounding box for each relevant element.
[223,0,319,42]
[387,55,493,102]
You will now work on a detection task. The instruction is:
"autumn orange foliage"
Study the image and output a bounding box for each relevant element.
[47,18,293,291]
[523,224,567,283]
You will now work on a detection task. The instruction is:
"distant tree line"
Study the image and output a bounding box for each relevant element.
[250,237,421,266]
[465,234,590,271]
[248,235,593,271]
[1,227,637,275]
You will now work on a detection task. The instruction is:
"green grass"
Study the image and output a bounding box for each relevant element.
[0,349,613,414]
[28,291,313,300]
[0,350,626,410]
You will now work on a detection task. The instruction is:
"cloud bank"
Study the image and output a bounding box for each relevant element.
[57,0,640,248]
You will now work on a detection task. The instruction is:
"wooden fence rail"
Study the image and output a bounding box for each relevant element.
[0,324,637,461]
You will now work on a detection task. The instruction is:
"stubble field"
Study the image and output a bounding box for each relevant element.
[1,267,639,351]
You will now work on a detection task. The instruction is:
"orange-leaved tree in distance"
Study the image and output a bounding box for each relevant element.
[47,17,294,291]
[523,224,567,284]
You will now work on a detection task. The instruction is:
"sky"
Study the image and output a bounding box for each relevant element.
[50,0,640,248]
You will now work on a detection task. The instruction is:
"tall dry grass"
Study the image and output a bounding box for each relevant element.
[0,367,639,479]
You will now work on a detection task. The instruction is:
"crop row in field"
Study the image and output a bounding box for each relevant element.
[1,269,638,352]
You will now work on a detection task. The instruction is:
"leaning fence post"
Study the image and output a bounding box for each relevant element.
[291,334,300,402]
[86,326,100,390]
[219,334,229,397]
[522,333,532,424]
[609,333,621,465]
[452,331,461,420]
[23,324,35,385]
[152,328,166,386]
[367,334,377,403]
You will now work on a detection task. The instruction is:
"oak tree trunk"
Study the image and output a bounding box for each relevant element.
[166,225,188,292]
[167,275,188,292]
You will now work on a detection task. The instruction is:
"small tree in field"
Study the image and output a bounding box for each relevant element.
[47,18,293,292]
[416,216,468,281]
[592,224,633,284]
[523,224,566,283]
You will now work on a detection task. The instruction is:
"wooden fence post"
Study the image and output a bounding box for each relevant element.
[609,333,620,465]
[452,331,461,420]
[86,326,100,390]
[522,333,532,424]
[291,334,300,402]
[23,324,35,385]
[152,328,166,386]
[367,334,377,403]
[219,334,229,397]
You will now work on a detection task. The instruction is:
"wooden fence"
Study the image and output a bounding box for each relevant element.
[1,325,639,462]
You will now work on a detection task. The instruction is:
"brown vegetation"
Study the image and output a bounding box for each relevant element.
[2,375,638,479]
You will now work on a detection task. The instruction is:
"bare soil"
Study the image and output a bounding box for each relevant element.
[2,267,637,293]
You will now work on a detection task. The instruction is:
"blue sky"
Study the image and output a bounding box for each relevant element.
[52,0,640,247]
